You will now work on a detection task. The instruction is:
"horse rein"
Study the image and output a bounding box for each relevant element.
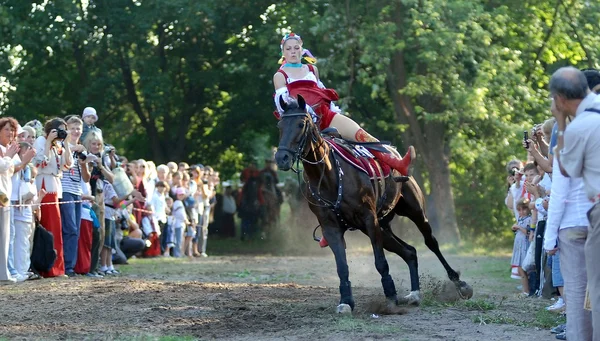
[277,112,326,169]
[278,111,352,228]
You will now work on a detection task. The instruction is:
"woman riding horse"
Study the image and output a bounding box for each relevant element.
[273,33,415,175]
[273,32,416,247]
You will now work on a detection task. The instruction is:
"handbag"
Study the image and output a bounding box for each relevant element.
[522,242,536,272]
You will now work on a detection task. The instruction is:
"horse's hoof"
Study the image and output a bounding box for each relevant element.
[457,281,474,300]
[337,304,352,314]
[404,290,421,306]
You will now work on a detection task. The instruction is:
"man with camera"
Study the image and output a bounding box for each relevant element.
[551,66,600,340]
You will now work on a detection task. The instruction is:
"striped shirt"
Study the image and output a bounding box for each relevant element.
[60,146,83,196]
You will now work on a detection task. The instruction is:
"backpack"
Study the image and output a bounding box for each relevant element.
[30,223,57,273]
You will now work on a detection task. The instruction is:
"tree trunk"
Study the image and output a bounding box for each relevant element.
[118,48,165,162]
[386,1,460,243]
[422,122,461,242]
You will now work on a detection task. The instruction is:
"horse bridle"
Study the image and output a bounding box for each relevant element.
[277,112,324,172]
[278,111,348,229]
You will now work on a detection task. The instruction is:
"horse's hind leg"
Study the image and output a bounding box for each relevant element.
[380,220,421,305]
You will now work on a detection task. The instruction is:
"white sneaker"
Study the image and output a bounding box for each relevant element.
[14,274,28,282]
[200,253,208,258]
[546,298,565,311]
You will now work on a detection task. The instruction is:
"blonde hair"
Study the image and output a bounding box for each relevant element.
[82,130,104,151]
[516,198,531,213]
[136,159,148,179]
[67,116,83,126]
[146,161,157,180]
[23,126,36,139]
[541,118,555,143]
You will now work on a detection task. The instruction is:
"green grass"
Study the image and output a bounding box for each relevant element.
[461,298,499,311]
[472,308,566,329]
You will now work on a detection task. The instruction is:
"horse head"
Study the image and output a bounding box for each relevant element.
[275,94,316,171]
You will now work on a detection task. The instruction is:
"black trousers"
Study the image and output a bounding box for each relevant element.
[533,220,547,293]
[89,227,101,273]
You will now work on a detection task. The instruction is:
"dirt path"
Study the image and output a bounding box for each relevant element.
[0,251,560,340]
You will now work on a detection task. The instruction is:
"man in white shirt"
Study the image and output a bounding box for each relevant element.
[551,66,600,340]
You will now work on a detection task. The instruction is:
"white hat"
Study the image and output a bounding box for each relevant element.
[82,107,98,120]
[17,125,25,135]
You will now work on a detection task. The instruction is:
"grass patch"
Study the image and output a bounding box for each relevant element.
[334,315,402,334]
[472,308,565,328]
[531,309,567,329]
[461,298,498,311]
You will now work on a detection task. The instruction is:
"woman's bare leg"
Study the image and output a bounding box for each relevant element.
[329,114,415,176]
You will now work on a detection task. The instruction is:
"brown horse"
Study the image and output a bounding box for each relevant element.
[274,96,473,313]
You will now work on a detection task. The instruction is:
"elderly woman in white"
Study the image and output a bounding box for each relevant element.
[0,117,20,283]
[544,155,594,341]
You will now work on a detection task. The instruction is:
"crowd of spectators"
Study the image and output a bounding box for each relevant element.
[0,108,234,284]
[504,67,600,340]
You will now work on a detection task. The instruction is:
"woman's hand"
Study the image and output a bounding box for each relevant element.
[506,175,515,187]
[511,224,519,232]
[525,181,538,197]
[21,147,36,165]
[131,189,145,202]
[5,143,19,158]
[523,139,536,153]
[46,130,58,145]
[71,144,86,153]
[546,247,558,256]
[38,188,47,201]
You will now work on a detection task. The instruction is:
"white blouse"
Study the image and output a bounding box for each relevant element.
[0,145,15,200]
[543,157,593,251]
[33,136,72,197]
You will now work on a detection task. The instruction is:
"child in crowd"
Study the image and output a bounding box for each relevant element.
[163,197,175,256]
[170,171,183,200]
[80,107,101,143]
[151,181,169,231]
[141,203,161,257]
[511,198,532,296]
[172,188,189,257]
[100,180,120,275]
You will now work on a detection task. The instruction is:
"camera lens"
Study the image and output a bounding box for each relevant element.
[56,128,68,140]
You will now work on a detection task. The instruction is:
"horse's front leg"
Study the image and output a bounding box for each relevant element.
[365,213,398,308]
[321,221,354,314]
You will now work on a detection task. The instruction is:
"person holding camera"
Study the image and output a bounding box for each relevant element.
[32,118,74,278]
[60,116,92,277]
[551,67,600,341]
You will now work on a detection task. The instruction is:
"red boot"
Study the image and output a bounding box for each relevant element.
[354,129,415,176]
[371,145,415,176]
[319,236,329,248]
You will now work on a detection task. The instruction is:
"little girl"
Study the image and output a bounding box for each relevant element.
[511,198,532,296]
[163,197,175,256]
[172,188,189,257]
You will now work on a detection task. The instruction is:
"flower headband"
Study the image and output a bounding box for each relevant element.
[278,32,317,65]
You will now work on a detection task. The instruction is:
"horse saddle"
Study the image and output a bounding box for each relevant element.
[324,137,391,180]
